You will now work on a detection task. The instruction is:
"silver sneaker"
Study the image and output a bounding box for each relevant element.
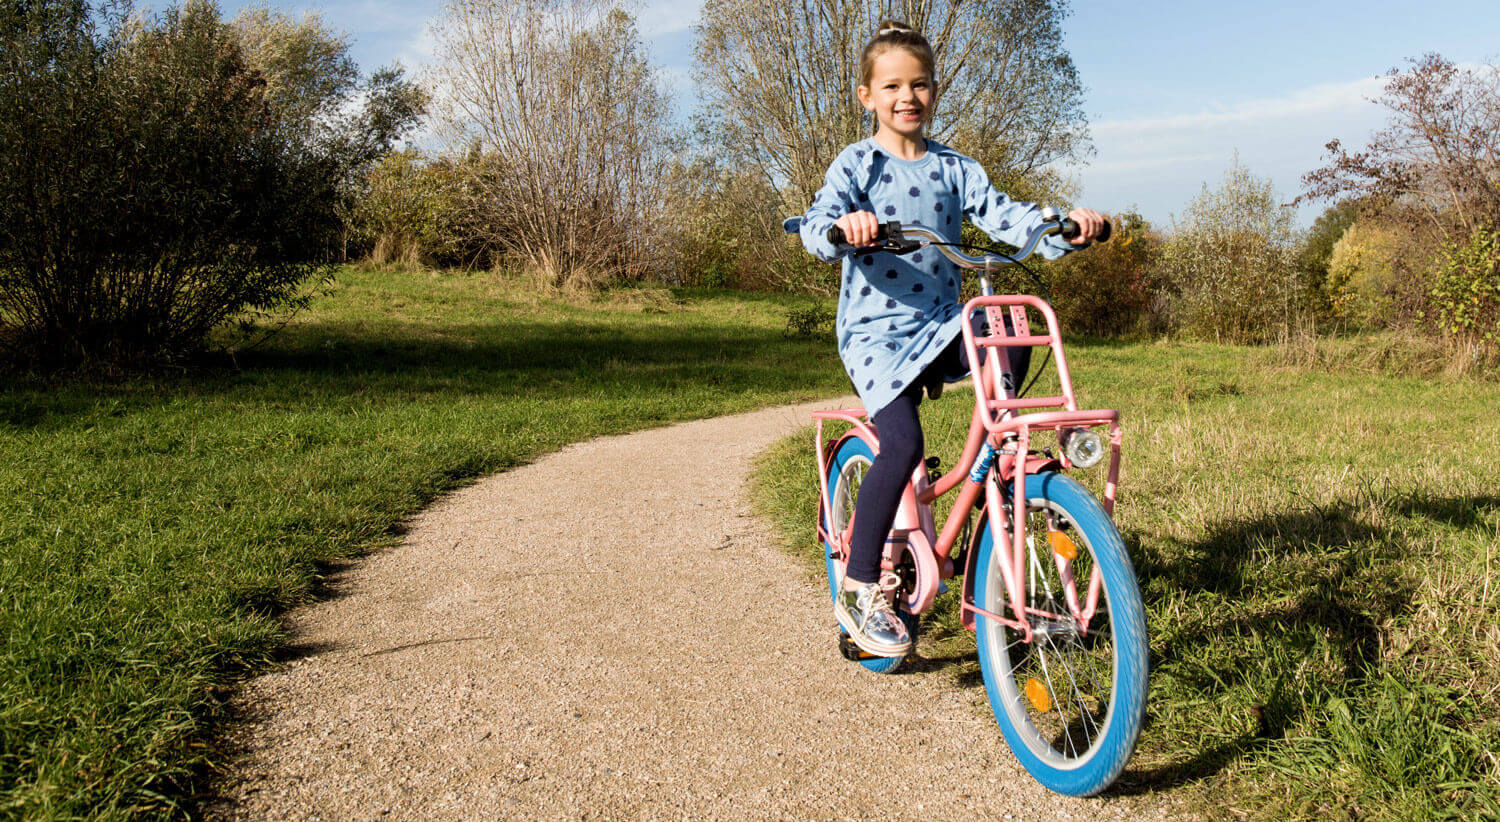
[835,572,912,657]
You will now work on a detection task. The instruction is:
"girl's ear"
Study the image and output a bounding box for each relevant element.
[856,84,875,112]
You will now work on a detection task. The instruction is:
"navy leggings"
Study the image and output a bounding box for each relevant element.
[845,321,1030,584]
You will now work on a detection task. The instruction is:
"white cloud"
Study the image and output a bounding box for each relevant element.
[396,24,437,73]
[1062,74,1392,226]
[634,0,700,36]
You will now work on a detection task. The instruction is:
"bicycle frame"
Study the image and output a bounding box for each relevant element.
[814,292,1122,647]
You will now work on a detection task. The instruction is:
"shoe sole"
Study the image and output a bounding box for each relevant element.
[834,603,912,658]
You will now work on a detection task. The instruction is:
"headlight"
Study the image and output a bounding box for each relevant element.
[1061,427,1105,469]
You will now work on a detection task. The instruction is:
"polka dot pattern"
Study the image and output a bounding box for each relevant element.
[799,137,1075,419]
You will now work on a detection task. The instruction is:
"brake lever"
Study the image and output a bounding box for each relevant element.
[878,221,923,255]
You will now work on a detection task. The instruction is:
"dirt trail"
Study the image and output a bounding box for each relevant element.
[212,399,1179,820]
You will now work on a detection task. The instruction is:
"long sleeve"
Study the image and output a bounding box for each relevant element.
[960,159,1076,260]
[800,153,861,262]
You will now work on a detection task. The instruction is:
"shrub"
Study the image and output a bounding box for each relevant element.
[1158,160,1302,344]
[663,159,833,294]
[1427,226,1500,360]
[1326,219,1404,324]
[0,1,332,367]
[0,0,421,368]
[1295,198,1362,322]
[349,151,497,270]
[783,301,835,338]
[1048,210,1162,337]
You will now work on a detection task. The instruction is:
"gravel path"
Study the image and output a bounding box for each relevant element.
[211,399,1180,820]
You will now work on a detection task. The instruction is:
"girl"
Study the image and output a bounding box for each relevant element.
[799,21,1106,658]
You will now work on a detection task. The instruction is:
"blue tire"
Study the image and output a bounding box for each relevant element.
[822,435,919,674]
[972,472,1147,796]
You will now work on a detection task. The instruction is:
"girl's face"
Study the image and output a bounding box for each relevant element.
[858,49,934,140]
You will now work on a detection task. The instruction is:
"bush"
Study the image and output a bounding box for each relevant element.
[349,151,498,270]
[1158,160,1303,343]
[0,0,342,367]
[1048,210,1162,337]
[783,301,835,338]
[1427,226,1500,359]
[1327,219,1404,324]
[1295,198,1362,322]
[0,1,423,369]
[663,159,833,294]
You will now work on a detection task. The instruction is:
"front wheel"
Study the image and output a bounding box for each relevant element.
[822,435,919,674]
[972,472,1147,796]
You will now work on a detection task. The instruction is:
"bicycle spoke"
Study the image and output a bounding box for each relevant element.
[1031,636,1079,757]
[1009,502,1118,760]
[1046,631,1100,747]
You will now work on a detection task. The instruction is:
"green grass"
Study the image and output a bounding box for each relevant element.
[753,337,1500,820]
[0,269,847,818]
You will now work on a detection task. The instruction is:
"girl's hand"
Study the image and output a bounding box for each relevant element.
[834,211,881,247]
[1066,208,1107,244]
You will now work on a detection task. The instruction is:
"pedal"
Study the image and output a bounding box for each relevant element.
[925,455,941,483]
[838,632,878,661]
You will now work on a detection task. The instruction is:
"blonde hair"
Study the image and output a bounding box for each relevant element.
[858,20,935,89]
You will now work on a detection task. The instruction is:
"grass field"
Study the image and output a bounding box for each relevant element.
[753,336,1500,819]
[0,269,848,818]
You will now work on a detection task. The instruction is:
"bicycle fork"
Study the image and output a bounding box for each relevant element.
[959,433,1104,642]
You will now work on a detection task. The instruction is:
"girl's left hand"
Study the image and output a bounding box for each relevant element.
[1067,208,1107,244]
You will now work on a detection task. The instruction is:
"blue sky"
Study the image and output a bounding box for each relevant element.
[209,0,1500,228]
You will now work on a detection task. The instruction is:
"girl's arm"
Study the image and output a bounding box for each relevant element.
[960,159,1079,260]
[799,155,862,261]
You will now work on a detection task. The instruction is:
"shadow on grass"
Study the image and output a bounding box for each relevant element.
[0,319,843,428]
[1113,492,1500,795]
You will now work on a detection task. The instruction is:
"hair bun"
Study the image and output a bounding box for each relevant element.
[876,20,914,37]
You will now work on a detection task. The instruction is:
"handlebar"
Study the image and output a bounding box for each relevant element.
[814,210,1110,271]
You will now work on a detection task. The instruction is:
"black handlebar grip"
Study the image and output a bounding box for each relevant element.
[827,222,891,247]
[1059,218,1113,243]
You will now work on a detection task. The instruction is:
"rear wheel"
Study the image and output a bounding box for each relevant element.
[822,435,919,674]
[972,472,1147,796]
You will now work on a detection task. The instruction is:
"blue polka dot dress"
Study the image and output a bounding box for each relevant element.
[799,138,1078,418]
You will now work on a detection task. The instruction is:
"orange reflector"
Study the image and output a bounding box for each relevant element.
[1048,530,1078,560]
[1026,678,1053,713]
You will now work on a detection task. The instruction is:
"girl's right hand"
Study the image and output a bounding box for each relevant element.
[834,210,881,248]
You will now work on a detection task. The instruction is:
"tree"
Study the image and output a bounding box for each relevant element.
[231,5,357,123]
[1302,54,1500,240]
[1159,160,1301,344]
[231,7,428,257]
[0,0,424,368]
[426,0,678,289]
[1294,198,1362,321]
[693,0,1089,212]
[1326,218,1404,324]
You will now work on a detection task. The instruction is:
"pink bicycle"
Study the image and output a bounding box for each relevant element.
[785,212,1148,796]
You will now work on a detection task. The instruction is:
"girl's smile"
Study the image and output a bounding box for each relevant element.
[858,49,934,157]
